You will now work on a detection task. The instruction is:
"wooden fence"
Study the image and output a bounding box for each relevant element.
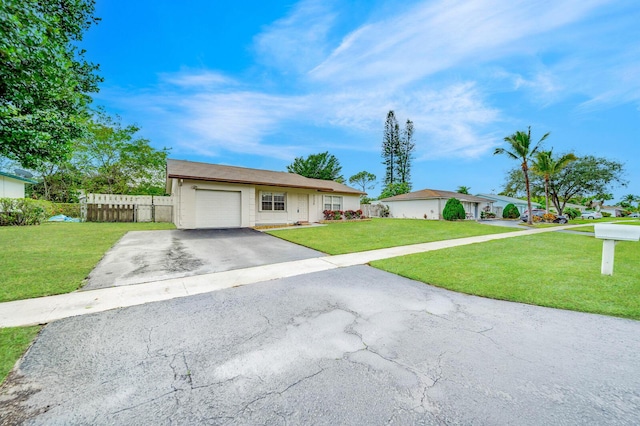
[80,193,173,223]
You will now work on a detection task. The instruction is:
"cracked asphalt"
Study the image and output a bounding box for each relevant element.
[2,266,639,425]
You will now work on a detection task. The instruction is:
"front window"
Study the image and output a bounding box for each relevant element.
[261,192,286,211]
[323,195,343,210]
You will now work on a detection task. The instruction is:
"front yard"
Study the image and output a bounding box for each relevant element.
[0,222,175,382]
[268,218,518,254]
[372,232,640,320]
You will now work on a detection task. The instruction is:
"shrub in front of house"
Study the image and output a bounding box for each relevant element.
[323,210,344,220]
[442,198,466,221]
[563,207,581,219]
[601,211,611,217]
[0,198,47,226]
[542,213,557,223]
[344,209,363,220]
[502,203,520,219]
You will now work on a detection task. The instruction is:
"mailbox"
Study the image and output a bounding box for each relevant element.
[594,224,640,242]
[594,224,640,275]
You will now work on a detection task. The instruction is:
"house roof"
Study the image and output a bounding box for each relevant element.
[166,159,364,195]
[0,171,37,184]
[476,193,541,206]
[380,188,492,203]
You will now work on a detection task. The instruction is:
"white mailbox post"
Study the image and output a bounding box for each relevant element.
[594,224,640,275]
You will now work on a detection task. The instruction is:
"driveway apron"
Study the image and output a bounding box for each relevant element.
[1,266,638,425]
[83,228,324,290]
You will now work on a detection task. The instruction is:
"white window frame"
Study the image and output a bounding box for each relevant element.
[260,191,286,211]
[323,195,343,211]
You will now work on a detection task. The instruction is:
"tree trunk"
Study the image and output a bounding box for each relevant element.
[523,164,533,225]
[544,176,550,215]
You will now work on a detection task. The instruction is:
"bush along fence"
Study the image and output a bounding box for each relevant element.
[79,193,173,223]
[0,198,47,226]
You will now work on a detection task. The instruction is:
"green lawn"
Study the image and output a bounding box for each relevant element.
[0,221,175,303]
[0,221,175,384]
[268,218,518,254]
[0,326,41,383]
[372,232,640,320]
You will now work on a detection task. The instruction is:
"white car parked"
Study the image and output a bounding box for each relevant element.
[581,211,603,219]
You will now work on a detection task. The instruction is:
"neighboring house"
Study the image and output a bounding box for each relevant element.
[562,202,587,213]
[0,171,37,198]
[476,193,541,217]
[379,188,493,220]
[165,159,364,229]
[601,205,624,217]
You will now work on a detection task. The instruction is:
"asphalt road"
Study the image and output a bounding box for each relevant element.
[84,228,324,290]
[2,266,638,425]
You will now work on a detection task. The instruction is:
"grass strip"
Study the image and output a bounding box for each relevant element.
[268,218,518,255]
[372,232,640,320]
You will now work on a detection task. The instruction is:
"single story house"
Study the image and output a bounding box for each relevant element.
[601,205,624,217]
[379,189,493,220]
[0,171,37,198]
[476,193,541,216]
[165,159,364,229]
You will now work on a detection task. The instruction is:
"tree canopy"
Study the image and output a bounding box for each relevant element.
[348,171,376,194]
[15,110,170,201]
[286,151,344,182]
[500,155,627,214]
[0,0,102,169]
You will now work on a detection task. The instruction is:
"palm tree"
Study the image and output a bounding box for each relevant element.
[456,185,470,194]
[621,194,640,212]
[532,150,577,214]
[494,126,549,224]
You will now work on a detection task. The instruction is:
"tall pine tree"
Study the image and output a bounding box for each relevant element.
[381,111,400,186]
[397,119,414,187]
[381,111,415,189]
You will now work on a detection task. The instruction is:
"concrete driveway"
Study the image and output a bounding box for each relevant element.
[1,266,638,425]
[84,228,324,290]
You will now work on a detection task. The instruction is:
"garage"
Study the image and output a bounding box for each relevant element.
[195,190,241,228]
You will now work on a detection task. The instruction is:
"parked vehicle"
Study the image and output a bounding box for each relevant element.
[629,213,640,218]
[581,211,603,220]
[521,209,568,224]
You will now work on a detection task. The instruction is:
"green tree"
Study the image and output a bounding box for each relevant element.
[378,182,411,199]
[348,171,376,194]
[501,155,627,215]
[0,0,102,169]
[381,111,400,186]
[397,119,415,186]
[442,198,466,221]
[532,150,577,214]
[287,151,344,182]
[74,111,169,194]
[620,194,639,212]
[548,156,626,215]
[456,186,471,195]
[494,126,549,224]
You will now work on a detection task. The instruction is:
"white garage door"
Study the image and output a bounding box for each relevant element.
[195,190,242,228]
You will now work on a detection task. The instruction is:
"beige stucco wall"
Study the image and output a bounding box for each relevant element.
[170,178,361,228]
[0,176,26,198]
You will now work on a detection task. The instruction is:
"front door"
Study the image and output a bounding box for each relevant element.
[297,194,308,222]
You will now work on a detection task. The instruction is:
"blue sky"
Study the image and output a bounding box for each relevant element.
[83,0,639,201]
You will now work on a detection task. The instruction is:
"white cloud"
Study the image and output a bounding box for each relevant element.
[309,0,610,88]
[254,0,337,73]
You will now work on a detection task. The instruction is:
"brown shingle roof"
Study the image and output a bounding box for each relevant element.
[380,188,491,203]
[166,159,364,195]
